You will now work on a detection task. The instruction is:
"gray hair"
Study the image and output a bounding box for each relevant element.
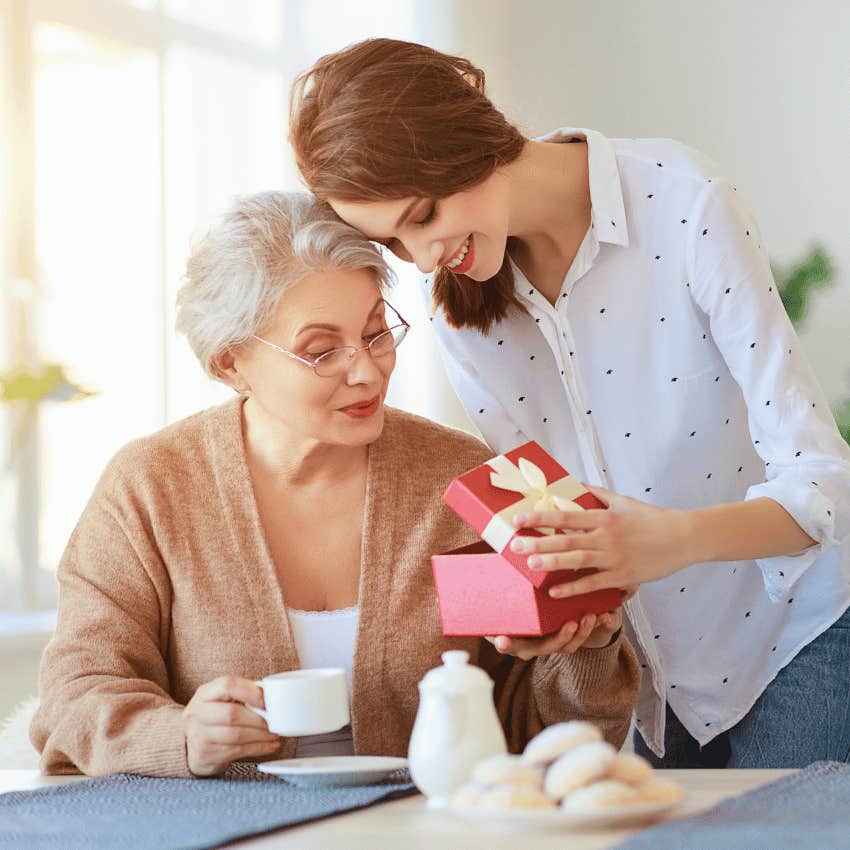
[176,191,395,381]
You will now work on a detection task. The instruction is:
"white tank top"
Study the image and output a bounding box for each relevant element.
[287,606,359,758]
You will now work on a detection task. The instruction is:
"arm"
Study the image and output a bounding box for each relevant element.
[29,500,191,777]
[685,179,850,597]
[683,497,816,563]
[478,633,640,753]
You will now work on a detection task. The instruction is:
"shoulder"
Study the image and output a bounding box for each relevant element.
[95,397,241,503]
[379,406,492,480]
[611,137,747,237]
[612,136,727,187]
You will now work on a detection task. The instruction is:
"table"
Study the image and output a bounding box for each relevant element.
[0,768,792,849]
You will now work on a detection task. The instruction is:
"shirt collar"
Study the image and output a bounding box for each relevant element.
[535,126,629,248]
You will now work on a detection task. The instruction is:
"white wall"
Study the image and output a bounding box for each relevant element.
[451,0,850,403]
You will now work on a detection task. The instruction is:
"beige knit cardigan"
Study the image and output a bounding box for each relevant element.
[31,398,639,777]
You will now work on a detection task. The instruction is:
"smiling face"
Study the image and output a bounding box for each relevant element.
[329,170,511,281]
[225,268,397,448]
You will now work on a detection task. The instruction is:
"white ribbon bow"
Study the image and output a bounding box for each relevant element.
[481,454,587,552]
[488,455,582,512]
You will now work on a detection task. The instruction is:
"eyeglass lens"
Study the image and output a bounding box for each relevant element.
[314,325,408,377]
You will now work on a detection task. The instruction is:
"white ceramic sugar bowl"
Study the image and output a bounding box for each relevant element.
[408,650,507,807]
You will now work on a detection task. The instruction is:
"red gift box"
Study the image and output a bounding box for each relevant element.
[433,441,622,637]
[432,541,620,637]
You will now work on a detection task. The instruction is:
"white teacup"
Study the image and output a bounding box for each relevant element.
[247,668,350,737]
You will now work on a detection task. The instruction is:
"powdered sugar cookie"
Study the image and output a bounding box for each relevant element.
[544,740,617,799]
[521,721,603,766]
[478,784,557,810]
[471,753,544,789]
[561,780,641,812]
[451,782,491,808]
[637,777,685,804]
[607,752,653,786]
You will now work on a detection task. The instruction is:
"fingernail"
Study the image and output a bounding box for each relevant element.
[513,513,528,526]
[549,587,561,598]
[527,555,543,568]
[496,637,509,651]
[511,538,527,553]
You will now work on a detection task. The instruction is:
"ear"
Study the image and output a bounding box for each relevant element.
[211,348,252,395]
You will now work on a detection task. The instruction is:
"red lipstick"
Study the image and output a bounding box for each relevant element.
[339,395,381,418]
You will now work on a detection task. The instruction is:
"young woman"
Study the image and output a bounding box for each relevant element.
[288,38,850,768]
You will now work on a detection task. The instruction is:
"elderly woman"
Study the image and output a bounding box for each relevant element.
[30,192,639,778]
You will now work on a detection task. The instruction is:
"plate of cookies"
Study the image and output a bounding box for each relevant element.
[447,721,684,831]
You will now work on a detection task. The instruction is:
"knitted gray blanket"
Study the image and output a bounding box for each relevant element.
[614,761,850,850]
[0,762,415,850]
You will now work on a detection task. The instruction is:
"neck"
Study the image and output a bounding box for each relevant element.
[241,396,367,489]
[506,139,591,256]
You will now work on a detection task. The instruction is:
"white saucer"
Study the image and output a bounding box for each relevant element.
[445,797,682,832]
[258,756,409,787]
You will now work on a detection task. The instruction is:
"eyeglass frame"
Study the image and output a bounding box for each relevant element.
[250,299,410,377]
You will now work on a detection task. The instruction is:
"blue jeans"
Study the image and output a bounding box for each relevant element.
[634,605,850,768]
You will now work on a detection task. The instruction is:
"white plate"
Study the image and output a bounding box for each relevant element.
[258,756,409,787]
[445,797,682,832]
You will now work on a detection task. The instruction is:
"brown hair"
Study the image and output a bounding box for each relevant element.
[289,38,527,333]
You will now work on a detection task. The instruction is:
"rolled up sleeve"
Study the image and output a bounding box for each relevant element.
[687,179,850,601]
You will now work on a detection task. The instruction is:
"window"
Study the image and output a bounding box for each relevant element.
[1,0,466,616]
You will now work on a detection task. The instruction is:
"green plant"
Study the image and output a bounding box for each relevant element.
[1,363,95,463]
[834,399,850,446]
[0,362,95,405]
[773,245,849,446]
[773,246,834,329]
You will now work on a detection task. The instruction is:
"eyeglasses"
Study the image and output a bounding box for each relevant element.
[251,300,410,378]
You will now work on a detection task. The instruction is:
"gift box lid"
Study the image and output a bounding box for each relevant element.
[442,440,604,590]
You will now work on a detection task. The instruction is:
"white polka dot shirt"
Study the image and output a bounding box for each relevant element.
[426,127,850,755]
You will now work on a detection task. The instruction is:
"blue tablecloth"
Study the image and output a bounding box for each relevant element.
[614,761,850,850]
[0,762,415,850]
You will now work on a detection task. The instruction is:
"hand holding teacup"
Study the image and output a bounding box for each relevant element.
[182,668,350,776]
[183,675,280,777]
